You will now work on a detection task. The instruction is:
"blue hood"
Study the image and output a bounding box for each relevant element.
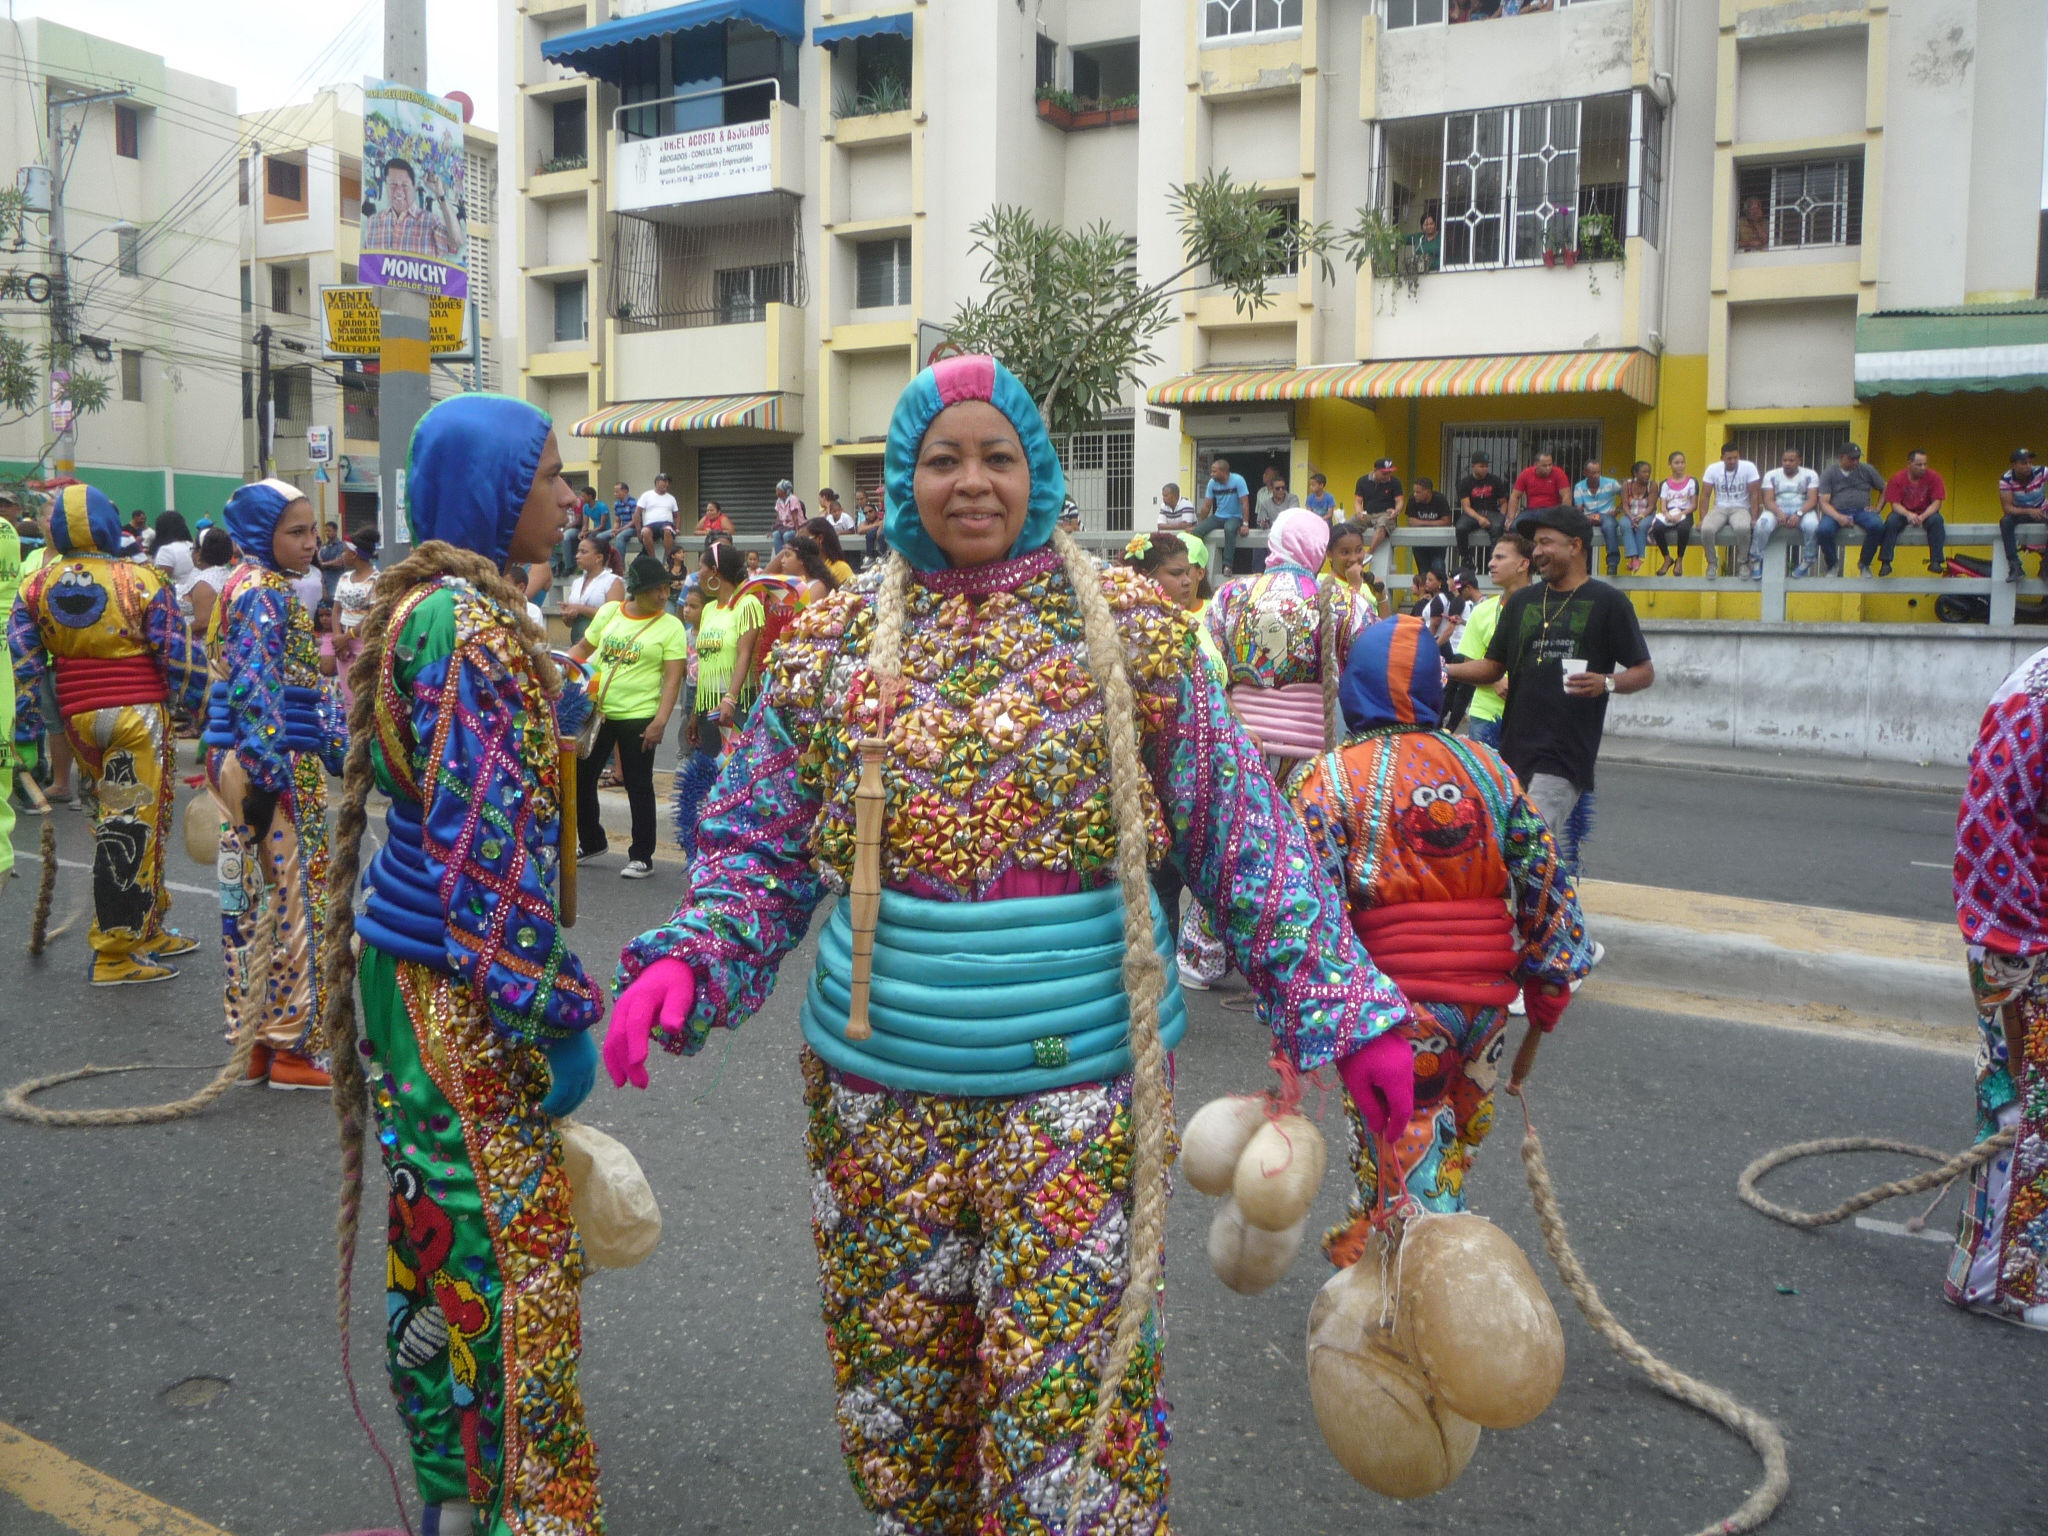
[52,484,126,557]
[221,478,309,571]
[407,394,553,566]
[883,354,1063,572]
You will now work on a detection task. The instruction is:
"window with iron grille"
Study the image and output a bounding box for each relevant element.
[1384,0,1445,27]
[114,105,139,159]
[266,158,303,201]
[1735,156,1862,251]
[552,99,587,164]
[1387,0,1619,25]
[1729,423,1853,473]
[1056,423,1135,532]
[1261,196,1302,276]
[271,264,294,314]
[463,152,493,224]
[117,228,140,278]
[468,234,491,322]
[1442,421,1603,493]
[1203,0,1302,42]
[856,237,913,309]
[1634,95,1663,248]
[611,200,808,332]
[715,262,792,323]
[272,367,307,422]
[120,349,143,401]
[342,361,378,440]
[240,265,251,313]
[553,277,587,343]
[1036,34,1059,91]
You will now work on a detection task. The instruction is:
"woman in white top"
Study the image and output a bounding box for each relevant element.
[185,526,234,637]
[151,511,199,602]
[560,533,623,645]
[1653,450,1699,576]
[330,528,381,712]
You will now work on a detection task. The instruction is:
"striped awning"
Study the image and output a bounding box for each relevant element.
[1146,349,1659,409]
[570,393,789,438]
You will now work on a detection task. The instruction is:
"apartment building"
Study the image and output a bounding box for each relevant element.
[240,87,501,537]
[0,20,243,516]
[1136,0,2044,619]
[505,0,1143,530]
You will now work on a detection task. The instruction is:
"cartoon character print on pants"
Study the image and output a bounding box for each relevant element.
[386,1161,501,1506]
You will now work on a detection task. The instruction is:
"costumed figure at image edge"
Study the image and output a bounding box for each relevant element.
[1950,643,2048,1330]
[322,395,607,1535]
[1176,507,1365,992]
[602,354,1418,1535]
[1288,613,1593,1257]
[204,480,348,1086]
[9,484,207,984]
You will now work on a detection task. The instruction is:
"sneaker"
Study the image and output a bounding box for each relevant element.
[1704,562,1718,580]
[1878,560,1892,577]
[240,1041,273,1084]
[1857,565,1874,579]
[577,844,608,862]
[137,929,201,960]
[1508,989,1527,1017]
[267,1049,332,1091]
[2007,563,2023,584]
[1927,558,1946,574]
[90,956,180,987]
[1588,939,1606,967]
[620,858,654,879]
[1790,561,1811,579]
[1176,964,1211,992]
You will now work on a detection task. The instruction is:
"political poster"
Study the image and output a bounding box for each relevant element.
[359,77,468,299]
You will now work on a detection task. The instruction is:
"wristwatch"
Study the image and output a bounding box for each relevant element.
[1602,674,1617,694]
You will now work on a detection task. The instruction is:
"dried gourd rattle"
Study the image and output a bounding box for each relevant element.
[1181,1071,1328,1295]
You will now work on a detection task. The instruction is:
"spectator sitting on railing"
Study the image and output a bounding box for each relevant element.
[1190,456,1251,570]
[696,498,734,537]
[1155,481,1197,532]
[1877,449,1946,576]
[1998,447,2047,585]
[1408,475,1454,581]
[1304,472,1338,522]
[1572,457,1623,577]
[772,479,807,556]
[1653,451,1698,575]
[1508,445,1571,527]
[853,489,887,566]
[599,481,630,540]
[1255,473,1300,528]
[1699,443,1760,579]
[1456,451,1509,567]
[1816,442,1886,578]
[1619,461,1655,575]
[1355,457,1405,561]
[1760,447,1819,581]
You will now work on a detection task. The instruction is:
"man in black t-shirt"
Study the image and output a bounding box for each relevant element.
[1456,454,1509,568]
[1354,458,1405,561]
[1406,475,1453,580]
[1446,503,1654,880]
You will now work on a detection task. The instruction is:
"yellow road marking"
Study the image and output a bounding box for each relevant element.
[1579,878,1963,968]
[0,1420,231,1536]
[1577,975,1977,1055]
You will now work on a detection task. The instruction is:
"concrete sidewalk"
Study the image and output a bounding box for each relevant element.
[1599,736,1966,795]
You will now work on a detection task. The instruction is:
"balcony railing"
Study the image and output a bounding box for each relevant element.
[609,204,808,333]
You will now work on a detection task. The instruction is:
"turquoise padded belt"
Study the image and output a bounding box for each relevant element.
[801,885,1189,1097]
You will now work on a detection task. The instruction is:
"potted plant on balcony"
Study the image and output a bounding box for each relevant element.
[1540,220,1567,268]
[1577,211,1623,296]
[1107,94,1140,125]
[1034,85,1080,130]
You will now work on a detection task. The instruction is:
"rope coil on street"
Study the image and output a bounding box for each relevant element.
[1736,1128,2016,1229]
[1514,1087,1792,1536]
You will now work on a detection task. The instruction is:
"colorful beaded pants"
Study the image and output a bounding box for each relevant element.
[1947,957,2048,1317]
[66,702,176,958]
[802,1050,1169,1536]
[1173,906,1228,989]
[359,946,603,1535]
[209,748,330,1052]
[1323,1000,1508,1267]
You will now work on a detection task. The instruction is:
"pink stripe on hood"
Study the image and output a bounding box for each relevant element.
[1266,506,1331,572]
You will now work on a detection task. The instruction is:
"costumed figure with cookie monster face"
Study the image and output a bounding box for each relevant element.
[203,479,348,1089]
[9,483,207,985]
[1287,614,1594,1268]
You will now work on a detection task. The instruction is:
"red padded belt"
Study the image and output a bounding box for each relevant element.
[54,655,165,717]
[1351,896,1519,1007]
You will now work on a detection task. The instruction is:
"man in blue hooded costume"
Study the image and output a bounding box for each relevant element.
[11,483,207,984]
[599,354,1420,1534]
[319,395,606,1536]
[203,478,348,1085]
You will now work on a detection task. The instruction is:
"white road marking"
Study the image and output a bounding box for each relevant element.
[1852,1215,1952,1246]
[1910,860,1951,870]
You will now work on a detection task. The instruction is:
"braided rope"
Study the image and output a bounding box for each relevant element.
[1516,1092,1791,1536]
[1316,576,1341,750]
[28,818,56,954]
[1736,1128,2016,1229]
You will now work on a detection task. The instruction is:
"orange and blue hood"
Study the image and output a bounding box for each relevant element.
[1340,615,1443,734]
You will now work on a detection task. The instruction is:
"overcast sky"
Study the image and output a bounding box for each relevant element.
[16,0,502,130]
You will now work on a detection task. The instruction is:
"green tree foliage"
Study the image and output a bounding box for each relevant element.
[945,171,1336,439]
[0,188,111,434]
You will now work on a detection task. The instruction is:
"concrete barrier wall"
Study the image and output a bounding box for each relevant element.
[1605,621,2044,766]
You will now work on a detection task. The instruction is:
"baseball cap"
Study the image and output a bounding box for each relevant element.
[1838,442,1863,459]
[654,470,671,481]
[625,554,672,594]
[1374,457,1396,470]
[2013,448,2036,462]
[1514,504,1594,548]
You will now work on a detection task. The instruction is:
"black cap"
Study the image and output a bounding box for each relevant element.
[2014,448,2036,462]
[1838,442,1862,459]
[1514,504,1595,549]
[1374,457,1396,470]
[625,554,672,594]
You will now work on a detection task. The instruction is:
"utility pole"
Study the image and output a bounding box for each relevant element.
[44,85,129,480]
[253,322,274,476]
[377,0,431,554]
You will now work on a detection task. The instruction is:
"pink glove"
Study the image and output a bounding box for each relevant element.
[604,958,696,1090]
[1336,1031,1415,1142]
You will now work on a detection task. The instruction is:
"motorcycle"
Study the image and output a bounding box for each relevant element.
[1934,551,2048,625]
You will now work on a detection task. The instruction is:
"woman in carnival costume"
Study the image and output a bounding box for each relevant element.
[10,483,208,984]
[204,480,348,1086]
[602,355,1417,1534]
[1176,506,1366,992]
[320,396,607,1534]
[1287,615,1592,1262]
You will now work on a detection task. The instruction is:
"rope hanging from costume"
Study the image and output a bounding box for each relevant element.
[1737,1128,2017,1229]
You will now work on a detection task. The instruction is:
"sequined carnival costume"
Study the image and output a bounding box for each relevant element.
[1288,616,1592,1262]
[1177,508,1365,989]
[1950,643,2048,1328]
[341,396,607,1533]
[613,357,1409,1535]
[203,481,347,1079]
[9,484,207,985]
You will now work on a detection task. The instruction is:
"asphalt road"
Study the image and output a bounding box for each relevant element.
[0,785,2038,1536]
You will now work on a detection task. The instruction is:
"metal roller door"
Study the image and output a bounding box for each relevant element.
[697,445,795,536]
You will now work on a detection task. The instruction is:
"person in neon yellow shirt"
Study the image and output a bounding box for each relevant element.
[570,554,689,878]
[1453,529,1531,750]
[672,541,763,859]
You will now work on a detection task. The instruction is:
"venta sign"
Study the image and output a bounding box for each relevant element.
[617,119,773,212]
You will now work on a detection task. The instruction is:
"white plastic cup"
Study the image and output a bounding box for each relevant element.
[1561,658,1588,690]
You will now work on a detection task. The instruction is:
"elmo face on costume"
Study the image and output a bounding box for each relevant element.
[1397,782,1482,859]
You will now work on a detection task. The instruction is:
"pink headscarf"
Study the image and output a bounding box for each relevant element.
[1266,506,1331,572]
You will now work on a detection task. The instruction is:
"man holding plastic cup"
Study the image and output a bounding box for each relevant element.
[1445,503,1654,885]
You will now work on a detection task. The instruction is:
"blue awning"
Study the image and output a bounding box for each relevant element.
[813,12,913,46]
[543,0,804,81]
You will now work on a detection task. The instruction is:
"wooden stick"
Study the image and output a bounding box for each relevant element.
[845,737,886,1041]
[14,768,51,814]
[558,746,579,928]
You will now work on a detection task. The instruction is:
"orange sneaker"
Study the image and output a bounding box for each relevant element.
[267,1050,331,1091]
[240,1042,273,1083]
